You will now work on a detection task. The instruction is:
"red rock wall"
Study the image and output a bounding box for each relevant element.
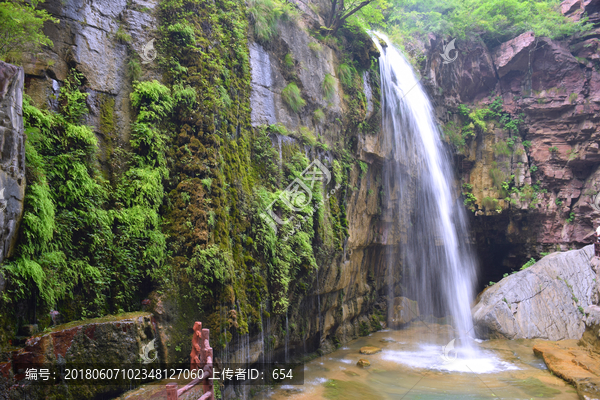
[421,1,600,282]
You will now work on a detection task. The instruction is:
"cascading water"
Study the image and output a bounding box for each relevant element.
[373,33,478,345]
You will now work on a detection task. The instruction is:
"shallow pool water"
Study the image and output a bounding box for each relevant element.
[254,325,578,400]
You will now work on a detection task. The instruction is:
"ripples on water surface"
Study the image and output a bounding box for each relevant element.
[254,326,578,400]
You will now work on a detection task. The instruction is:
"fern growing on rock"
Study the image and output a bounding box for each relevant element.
[282,82,306,112]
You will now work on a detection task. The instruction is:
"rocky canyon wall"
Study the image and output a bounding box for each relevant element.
[240,5,403,359]
[0,62,25,266]
[420,0,600,286]
[3,0,400,379]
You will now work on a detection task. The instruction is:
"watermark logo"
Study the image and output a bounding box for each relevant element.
[440,38,458,64]
[260,159,333,236]
[140,339,158,363]
[440,338,459,363]
[590,192,600,212]
[140,39,157,64]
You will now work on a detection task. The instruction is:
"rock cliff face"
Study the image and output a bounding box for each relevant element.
[246,11,399,358]
[24,0,160,168]
[0,313,158,399]
[473,245,596,340]
[421,2,600,284]
[8,0,393,375]
[0,62,25,266]
[11,0,600,386]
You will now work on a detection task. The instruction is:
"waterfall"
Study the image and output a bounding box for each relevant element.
[373,33,478,343]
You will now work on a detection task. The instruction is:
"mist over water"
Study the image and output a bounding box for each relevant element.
[373,33,478,343]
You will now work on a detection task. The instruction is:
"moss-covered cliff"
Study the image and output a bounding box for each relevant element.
[0,0,397,376]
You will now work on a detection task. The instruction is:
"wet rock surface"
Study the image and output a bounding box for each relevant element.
[581,305,600,352]
[473,246,596,340]
[533,340,600,400]
[0,312,157,399]
[390,296,420,327]
[0,61,25,266]
[356,358,370,367]
[359,346,382,355]
[247,10,395,361]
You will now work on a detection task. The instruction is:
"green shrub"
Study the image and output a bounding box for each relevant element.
[166,22,195,46]
[494,140,511,157]
[463,192,477,210]
[358,161,368,178]
[569,92,578,104]
[442,121,465,150]
[337,63,356,88]
[457,104,470,116]
[308,42,322,53]
[489,167,505,189]
[127,58,142,81]
[268,123,289,136]
[520,258,536,270]
[201,177,213,193]
[322,73,336,100]
[282,82,306,112]
[313,108,325,122]
[115,26,132,43]
[0,0,58,60]
[4,71,170,315]
[130,80,175,122]
[299,126,317,146]
[387,0,587,48]
[482,196,499,212]
[248,0,299,42]
[184,245,234,303]
[284,53,294,69]
[359,321,370,336]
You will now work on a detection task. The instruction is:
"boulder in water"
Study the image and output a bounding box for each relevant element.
[357,359,371,367]
[391,297,420,328]
[581,305,600,352]
[359,346,382,355]
[472,245,596,340]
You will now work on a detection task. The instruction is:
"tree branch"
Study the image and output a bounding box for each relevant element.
[330,0,372,35]
[339,0,371,23]
[328,0,338,27]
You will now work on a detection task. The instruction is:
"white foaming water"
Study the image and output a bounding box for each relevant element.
[381,345,520,374]
[373,33,478,348]
[309,377,329,385]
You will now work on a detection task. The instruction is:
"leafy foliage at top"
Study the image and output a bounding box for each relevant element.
[324,0,389,35]
[387,0,588,48]
[0,0,58,60]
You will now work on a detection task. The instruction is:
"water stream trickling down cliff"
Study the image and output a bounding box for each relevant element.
[374,33,478,347]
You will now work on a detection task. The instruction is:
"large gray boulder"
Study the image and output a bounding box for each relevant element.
[473,245,596,340]
[0,61,25,265]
